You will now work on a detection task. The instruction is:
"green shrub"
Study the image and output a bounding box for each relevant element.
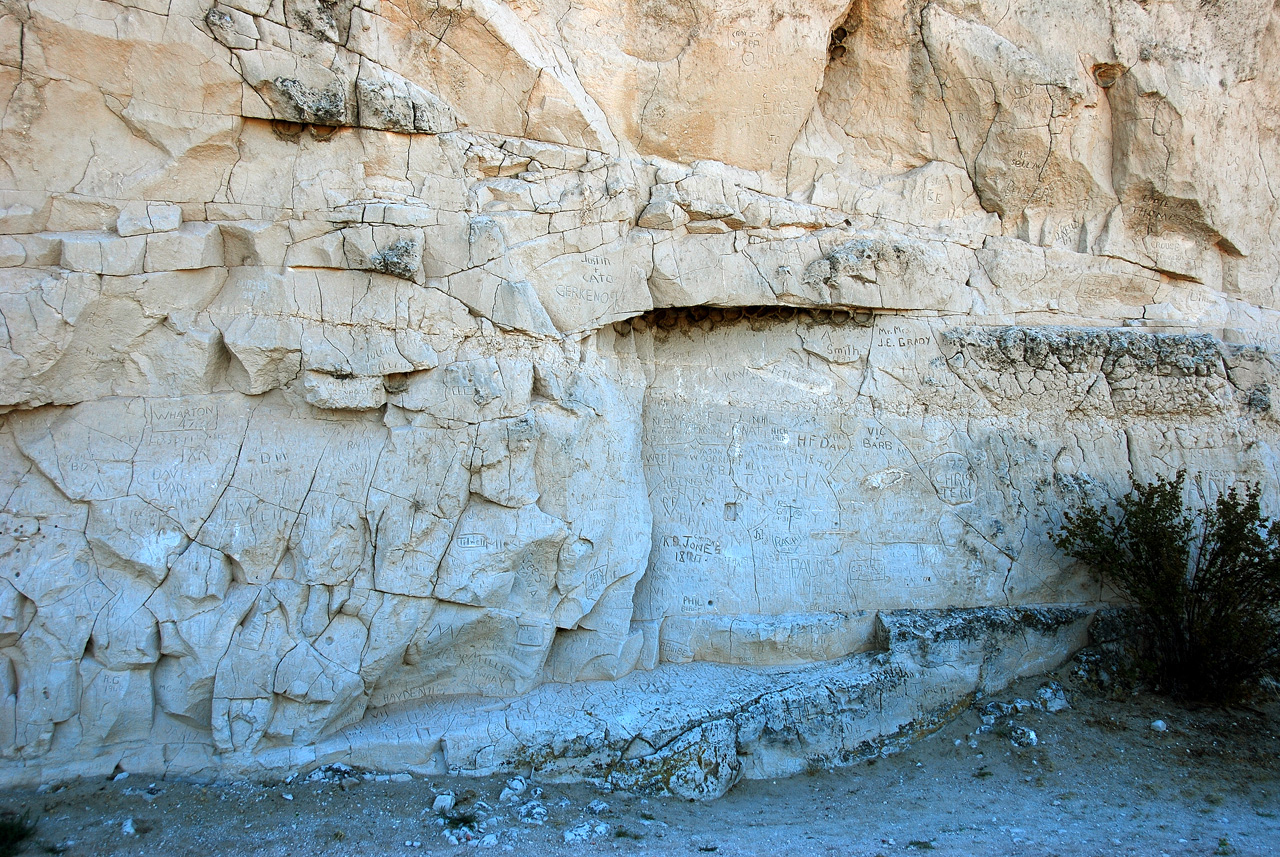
[0,810,35,857]
[1053,471,1280,702]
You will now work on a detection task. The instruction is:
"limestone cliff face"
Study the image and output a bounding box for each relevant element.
[0,0,1276,789]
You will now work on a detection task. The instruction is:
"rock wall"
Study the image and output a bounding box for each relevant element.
[0,0,1277,792]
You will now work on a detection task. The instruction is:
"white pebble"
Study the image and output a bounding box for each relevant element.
[1151,719,1168,732]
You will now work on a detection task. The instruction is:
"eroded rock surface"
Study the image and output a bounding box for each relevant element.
[0,0,1276,795]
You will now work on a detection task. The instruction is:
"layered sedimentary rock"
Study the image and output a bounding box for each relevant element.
[0,0,1277,795]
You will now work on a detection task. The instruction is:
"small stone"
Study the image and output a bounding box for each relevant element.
[113,772,129,782]
[1010,726,1038,747]
[499,776,527,802]
[282,794,293,801]
[390,773,413,783]
[586,798,609,815]
[564,821,608,843]
[432,793,456,814]
[518,800,547,825]
[1151,719,1168,732]
[481,833,499,847]
[1036,682,1071,712]
[121,818,136,836]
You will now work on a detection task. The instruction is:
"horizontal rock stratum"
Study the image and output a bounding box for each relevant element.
[0,0,1276,796]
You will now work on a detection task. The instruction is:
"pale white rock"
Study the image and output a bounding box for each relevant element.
[564,822,608,843]
[354,59,458,135]
[12,234,61,266]
[648,233,775,307]
[491,279,558,337]
[685,220,732,235]
[0,0,1276,796]
[286,231,346,268]
[301,323,414,377]
[659,613,875,666]
[86,497,187,587]
[81,661,154,746]
[637,200,689,231]
[60,233,147,276]
[303,371,387,410]
[220,222,293,267]
[499,776,526,802]
[205,4,259,51]
[527,232,654,333]
[395,331,440,372]
[236,47,359,126]
[366,424,471,599]
[797,231,974,312]
[391,356,533,423]
[220,315,304,394]
[433,498,567,609]
[468,415,541,508]
[117,202,182,238]
[145,223,224,272]
[341,225,424,281]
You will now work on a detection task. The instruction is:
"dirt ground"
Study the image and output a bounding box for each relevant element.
[2,665,1278,857]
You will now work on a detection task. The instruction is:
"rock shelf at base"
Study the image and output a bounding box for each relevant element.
[0,607,1091,799]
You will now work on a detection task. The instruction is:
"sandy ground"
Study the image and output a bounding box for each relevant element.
[2,666,1278,857]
